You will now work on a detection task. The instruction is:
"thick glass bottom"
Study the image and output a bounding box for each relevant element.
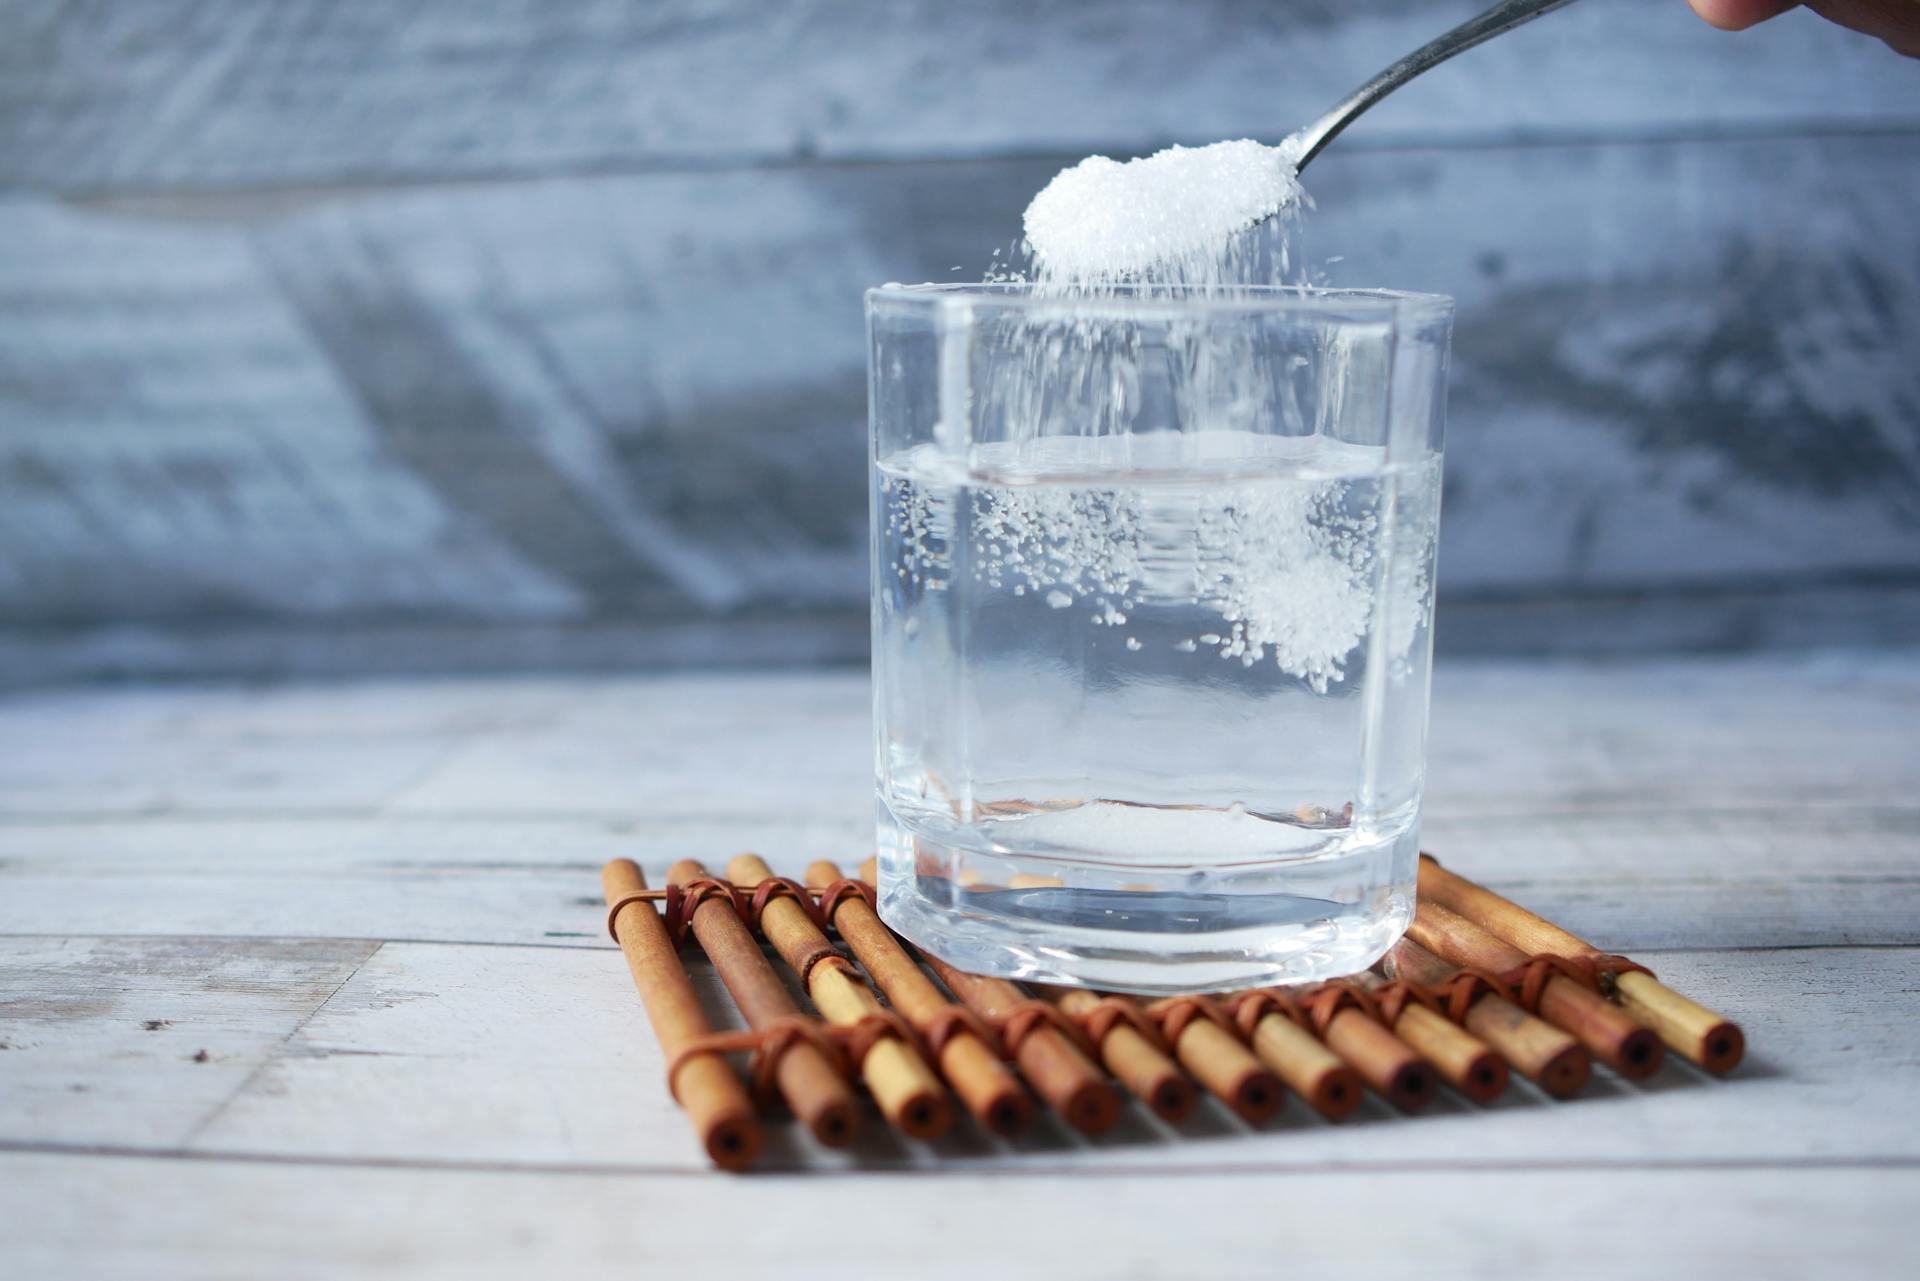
[874,798,1419,995]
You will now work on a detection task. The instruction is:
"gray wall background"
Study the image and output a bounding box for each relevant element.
[1,0,1916,684]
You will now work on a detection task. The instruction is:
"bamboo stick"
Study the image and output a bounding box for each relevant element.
[600,860,763,1171]
[920,954,1120,1135]
[1386,938,1592,1099]
[665,859,859,1146]
[1352,970,1508,1103]
[1232,997,1364,1120]
[804,860,1032,1136]
[1043,988,1195,1122]
[1409,899,1665,1079]
[726,855,950,1140]
[1142,997,1285,1124]
[1418,854,1744,1073]
[1305,990,1438,1111]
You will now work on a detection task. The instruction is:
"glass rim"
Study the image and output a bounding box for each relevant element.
[867,281,1453,322]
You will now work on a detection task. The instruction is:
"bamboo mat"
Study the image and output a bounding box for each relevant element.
[600,852,1744,1171]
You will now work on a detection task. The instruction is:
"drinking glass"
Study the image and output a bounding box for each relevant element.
[868,283,1451,993]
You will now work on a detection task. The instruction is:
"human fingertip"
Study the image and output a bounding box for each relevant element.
[1686,0,1802,32]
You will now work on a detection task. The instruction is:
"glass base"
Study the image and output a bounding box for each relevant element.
[874,804,1419,996]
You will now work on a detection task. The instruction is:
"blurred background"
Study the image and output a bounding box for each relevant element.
[1,0,1915,687]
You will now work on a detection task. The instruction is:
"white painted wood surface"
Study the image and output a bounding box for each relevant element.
[2,653,1917,1276]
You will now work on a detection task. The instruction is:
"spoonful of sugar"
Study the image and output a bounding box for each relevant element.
[1024,0,1582,282]
[1022,139,1305,284]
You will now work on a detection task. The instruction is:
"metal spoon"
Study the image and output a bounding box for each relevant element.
[1287,0,1583,174]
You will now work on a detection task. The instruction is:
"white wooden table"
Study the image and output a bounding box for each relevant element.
[2,652,1916,1279]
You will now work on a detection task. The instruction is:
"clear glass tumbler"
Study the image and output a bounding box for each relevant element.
[868,283,1451,993]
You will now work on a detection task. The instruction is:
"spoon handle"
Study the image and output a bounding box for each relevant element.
[1290,0,1583,173]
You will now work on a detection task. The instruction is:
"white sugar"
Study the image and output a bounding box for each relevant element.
[881,434,1439,693]
[1022,140,1304,286]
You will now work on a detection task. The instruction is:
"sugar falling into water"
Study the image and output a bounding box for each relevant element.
[882,435,1439,693]
[934,138,1414,692]
[1022,139,1305,286]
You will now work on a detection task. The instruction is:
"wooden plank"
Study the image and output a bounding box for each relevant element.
[0,815,859,949]
[1306,139,1920,595]
[2,1,1915,189]
[0,200,585,631]
[0,670,880,818]
[171,945,1920,1173]
[1416,651,1920,816]
[0,655,1914,949]
[3,1153,1911,1281]
[0,805,1911,952]
[3,588,1918,690]
[4,130,1919,682]
[185,942,746,1172]
[0,936,379,1147]
[2,941,1911,1175]
[1433,583,1920,658]
[0,675,503,817]
[2,655,1913,820]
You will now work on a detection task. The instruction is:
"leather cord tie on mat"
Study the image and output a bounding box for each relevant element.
[662,1010,925,1104]
[1076,996,1170,1052]
[841,1007,928,1067]
[738,1016,847,1103]
[814,877,876,921]
[997,998,1096,1058]
[748,876,828,932]
[662,877,749,949]
[1432,968,1512,1022]
[660,1016,842,1105]
[603,892,653,945]
[1145,994,1235,1044]
[1295,980,1380,1036]
[740,874,849,986]
[921,1005,1004,1058]
[1368,979,1443,1026]
[796,943,858,989]
[661,1028,768,1103]
[1227,989,1308,1039]
[1499,954,1593,1013]
[1496,952,1650,1013]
